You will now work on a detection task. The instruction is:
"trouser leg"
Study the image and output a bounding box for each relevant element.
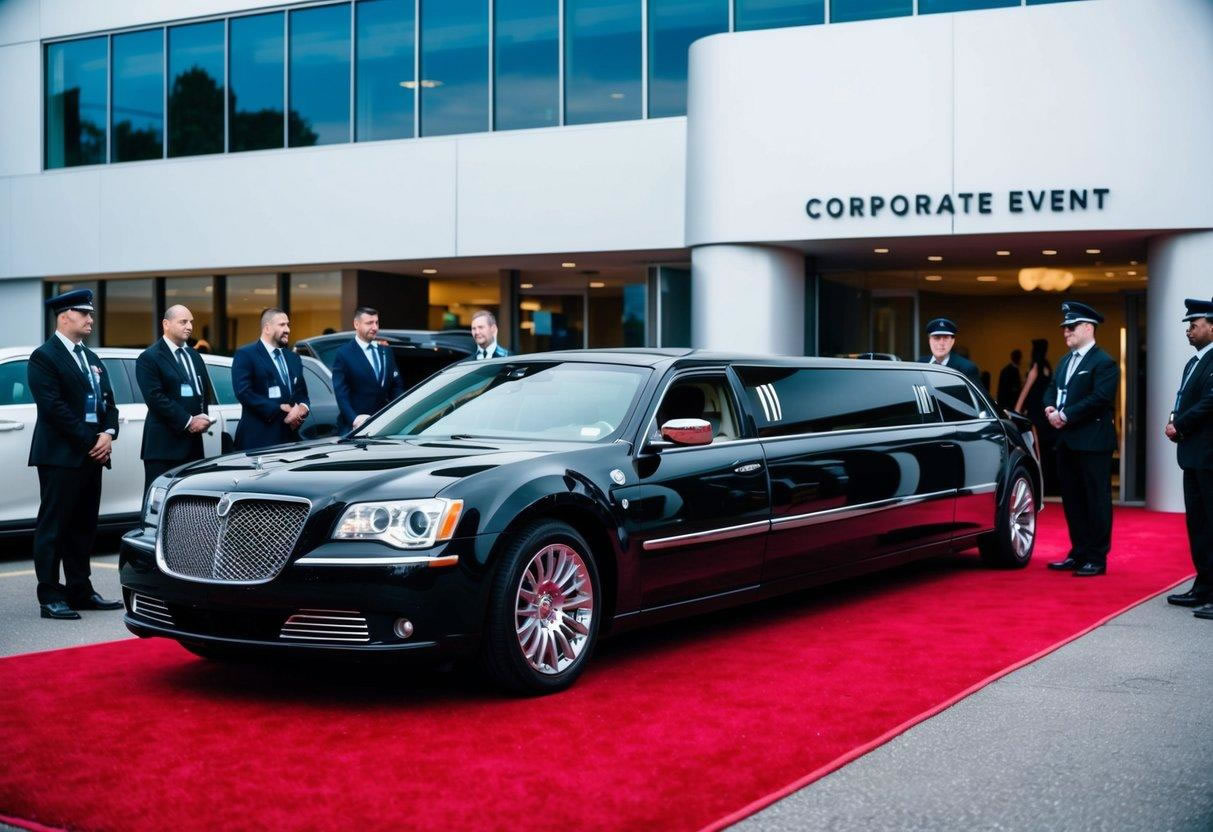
[1077,450,1113,566]
[1184,468,1213,599]
[33,466,69,604]
[63,463,102,603]
[1055,446,1089,560]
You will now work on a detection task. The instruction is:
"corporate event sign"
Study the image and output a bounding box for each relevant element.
[805,188,1110,220]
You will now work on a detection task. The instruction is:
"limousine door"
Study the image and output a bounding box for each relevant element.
[734,365,959,582]
[629,370,770,608]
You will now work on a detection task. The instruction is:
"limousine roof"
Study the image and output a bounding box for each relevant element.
[509,348,957,373]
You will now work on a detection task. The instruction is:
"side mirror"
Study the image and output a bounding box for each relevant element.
[660,418,713,447]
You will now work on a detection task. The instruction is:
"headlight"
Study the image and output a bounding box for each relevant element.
[143,484,169,526]
[332,499,463,549]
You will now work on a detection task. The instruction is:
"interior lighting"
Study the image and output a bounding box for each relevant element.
[1018,267,1074,292]
[1086,248,1101,254]
[995,250,1011,256]
[561,262,576,268]
[589,281,606,289]
[520,282,534,289]
[1127,270,1137,276]
[924,275,943,281]
[1130,260,1138,265]
[422,268,438,275]
[1105,272,1115,277]
[520,301,542,312]
[873,247,889,254]
[976,275,998,282]
[927,255,943,262]
[1042,249,1057,255]
[297,283,309,289]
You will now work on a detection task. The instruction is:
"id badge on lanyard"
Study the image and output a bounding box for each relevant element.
[84,391,98,424]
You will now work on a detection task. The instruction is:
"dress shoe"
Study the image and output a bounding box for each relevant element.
[1167,590,1204,607]
[1073,562,1107,577]
[1194,603,1213,620]
[40,601,82,620]
[70,593,124,611]
[1048,557,1080,571]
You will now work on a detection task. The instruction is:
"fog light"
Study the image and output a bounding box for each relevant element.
[393,618,414,639]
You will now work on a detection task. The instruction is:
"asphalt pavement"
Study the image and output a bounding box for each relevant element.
[1,541,1210,831]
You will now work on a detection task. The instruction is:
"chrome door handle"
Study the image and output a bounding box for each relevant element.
[119,416,146,423]
[0,421,24,432]
[734,462,763,474]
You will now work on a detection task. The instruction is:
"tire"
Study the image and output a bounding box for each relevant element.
[480,520,601,695]
[979,466,1037,568]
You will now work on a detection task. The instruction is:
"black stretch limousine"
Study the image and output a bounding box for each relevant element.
[119,349,1042,693]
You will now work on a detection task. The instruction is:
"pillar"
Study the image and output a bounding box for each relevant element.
[0,278,45,347]
[690,244,804,355]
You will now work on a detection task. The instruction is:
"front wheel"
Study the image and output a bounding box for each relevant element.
[480,520,601,695]
[979,467,1037,568]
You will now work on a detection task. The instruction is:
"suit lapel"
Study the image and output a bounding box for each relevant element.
[49,336,91,395]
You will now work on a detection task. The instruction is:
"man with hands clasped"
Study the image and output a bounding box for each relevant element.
[232,308,310,452]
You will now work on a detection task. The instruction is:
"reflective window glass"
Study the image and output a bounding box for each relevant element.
[103,279,156,347]
[1027,0,1082,4]
[648,0,726,118]
[830,0,911,23]
[289,3,351,146]
[111,30,164,162]
[289,272,342,339]
[0,361,34,406]
[565,0,641,125]
[735,0,824,30]
[518,294,584,352]
[44,37,108,168]
[927,374,983,422]
[100,359,135,404]
[168,21,225,157]
[588,276,646,348]
[420,0,489,136]
[226,274,279,346]
[229,12,285,152]
[428,278,500,330]
[919,0,1017,12]
[494,0,558,130]
[207,362,239,404]
[164,277,216,352]
[355,0,415,141]
[737,367,924,436]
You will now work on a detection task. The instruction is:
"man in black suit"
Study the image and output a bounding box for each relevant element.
[332,306,405,433]
[1044,301,1121,577]
[918,318,981,385]
[466,310,511,362]
[1164,298,1213,619]
[136,304,214,493]
[27,289,124,619]
[997,349,1023,410]
[232,307,310,452]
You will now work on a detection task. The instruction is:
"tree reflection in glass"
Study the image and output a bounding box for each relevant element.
[169,21,224,156]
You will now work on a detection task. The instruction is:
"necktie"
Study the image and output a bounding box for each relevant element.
[74,344,101,412]
[370,344,383,385]
[1065,351,1081,385]
[176,348,198,398]
[273,348,292,397]
[1175,355,1200,412]
[479,348,487,360]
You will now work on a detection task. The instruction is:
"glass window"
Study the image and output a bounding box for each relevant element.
[164,277,216,353]
[735,0,824,30]
[289,3,351,147]
[0,361,34,406]
[647,0,727,119]
[737,367,924,436]
[123,360,146,403]
[103,279,155,347]
[657,267,690,348]
[919,0,1017,12]
[355,0,415,141]
[289,272,342,340]
[830,0,911,23]
[565,0,641,125]
[428,278,500,331]
[518,294,584,352]
[229,12,285,152]
[927,373,984,422]
[588,275,647,348]
[44,37,108,168]
[494,0,558,130]
[168,21,225,157]
[207,361,239,404]
[226,274,279,347]
[100,358,135,404]
[420,0,488,136]
[111,29,164,162]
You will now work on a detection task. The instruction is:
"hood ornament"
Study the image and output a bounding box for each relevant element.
[216,494,233,517]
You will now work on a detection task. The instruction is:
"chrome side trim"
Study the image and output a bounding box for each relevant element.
[122,530,156,552]
[958,482,998,496]
[294,554,454,566]
[643,519,770,552]
[770,488,957,532]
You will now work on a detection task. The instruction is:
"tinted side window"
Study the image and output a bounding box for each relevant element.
[207,363,239,405]
[928,373,982,422]
[0,360,34,406]
[100,358,135,404]
[391,347,464,389]
[303,364,335,406]
[123,359,145,403]
[737,367,924,437]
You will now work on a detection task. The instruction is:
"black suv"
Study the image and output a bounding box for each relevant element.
[119,350,1041,694]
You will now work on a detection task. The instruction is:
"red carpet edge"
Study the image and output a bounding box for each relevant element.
[0,813,66,832]
[700,572,1195,832]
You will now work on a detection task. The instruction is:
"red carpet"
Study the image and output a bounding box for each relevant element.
[0,507,1193,832]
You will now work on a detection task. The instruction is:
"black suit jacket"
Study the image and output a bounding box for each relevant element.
[136,339,211,462]
[232,341,310,451]
[1044,345,1119,453]
[919,353,981,386]
[27,336,120,468]
[1174,350,1213,471]
[332,339,405,431]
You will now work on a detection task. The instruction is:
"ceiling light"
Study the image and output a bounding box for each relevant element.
[520,282,534,289]
[924,275,943,281]
[1127,270,1137,276]
[561,262,576,268]
[1085,248,1101,254]
[995,250,1011,256]
[1130,260,1138,265]
[297,283,309,289]
[927,255,943,262]
[1042,249,1057,255]
[422,268,438,275]
[873,247,889,254]
[589,281,605,289]
[1105,271,1115,277]
[1018,267,1074,292]
[976,275,998,282]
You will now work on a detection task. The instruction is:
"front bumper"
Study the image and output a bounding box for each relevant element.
[119,527,499,657]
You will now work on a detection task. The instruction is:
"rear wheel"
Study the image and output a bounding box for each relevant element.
[480,520,600,695]
[979,467,1037,568]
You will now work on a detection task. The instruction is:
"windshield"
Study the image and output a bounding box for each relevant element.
[358,361,650,442]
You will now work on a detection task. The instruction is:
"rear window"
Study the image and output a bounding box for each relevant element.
[736,366,926,437]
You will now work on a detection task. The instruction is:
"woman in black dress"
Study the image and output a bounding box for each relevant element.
[1015,338,1059,494]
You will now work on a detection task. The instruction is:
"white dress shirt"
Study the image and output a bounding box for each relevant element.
[54,330,115,436]
[475,340,499,360]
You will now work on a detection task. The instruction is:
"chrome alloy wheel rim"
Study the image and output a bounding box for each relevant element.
[515,543,595,675]
[1009,476,1036,560]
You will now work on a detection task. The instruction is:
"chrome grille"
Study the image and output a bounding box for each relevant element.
[159,493,310,584]
[131,593,174,626]
[280,609,371,643]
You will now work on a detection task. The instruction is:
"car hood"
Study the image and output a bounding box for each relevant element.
[167,437,571,503]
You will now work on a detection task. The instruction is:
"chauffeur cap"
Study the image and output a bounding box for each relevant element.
[45,288,96,315]
[1059,301,1103,327]
[925,317,958,336]
[1181,297,1213,322]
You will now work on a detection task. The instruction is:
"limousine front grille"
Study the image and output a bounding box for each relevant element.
[279,610,371,643]
[160,495,309,584]
[131,593,174,627]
